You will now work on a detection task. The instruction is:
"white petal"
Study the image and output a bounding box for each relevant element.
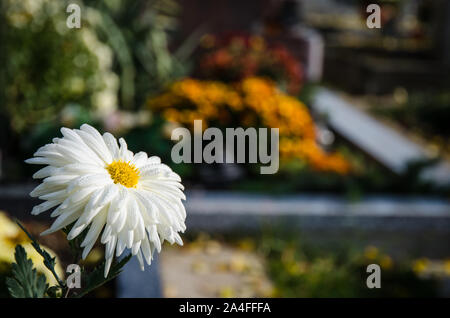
[136,250,145,271]
[130,152,148,168]
[32,166,57,179]
[81,208,107,259]
[103,132,120,160]
[31,200,61,215]
[104,257,113,278]
[141,237,153,265]
[126,230,134,249]
[41,209,83,236]
[80,124,113,163]
[131,240,141,255]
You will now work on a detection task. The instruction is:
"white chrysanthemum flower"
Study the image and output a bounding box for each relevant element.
[26,124,186,277]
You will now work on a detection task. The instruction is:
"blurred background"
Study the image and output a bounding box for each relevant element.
[0,0,450,297]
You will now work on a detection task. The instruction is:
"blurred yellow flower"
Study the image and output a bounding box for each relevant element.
[0,212,21,240]
[412,258,430,274]
[364,246,379,261]
[380,255,393,270]
[219,286,235,298]
[286,261,307,276]
[444,260,450,276]
[0,211,64,286]
[230,255,249,273]
[236,239,255,252]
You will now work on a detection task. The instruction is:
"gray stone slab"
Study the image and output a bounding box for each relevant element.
[116,253,162,298]
[311,88,450,186]
[184,190,450,236]
[312,88,427,174]
[185,190,450,217]
[184,190,450,258]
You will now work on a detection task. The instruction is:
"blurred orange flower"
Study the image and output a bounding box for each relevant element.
[147,77,351,174]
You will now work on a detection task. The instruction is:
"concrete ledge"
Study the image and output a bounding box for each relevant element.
[185,190,450,232]
[184,191,450,258]
[2,186,450,258]
[186,191,450,217]
[2,186,450,229]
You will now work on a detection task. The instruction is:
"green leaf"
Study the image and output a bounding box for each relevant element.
[46,285,62,298]
[75,254,132,298]
[5,277,25,298]
[6,245,49,298]
[15,221,65,288]
[62,223,87,264]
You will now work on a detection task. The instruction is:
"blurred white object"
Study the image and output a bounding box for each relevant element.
[316,124,335,146]
[291,26,324,82]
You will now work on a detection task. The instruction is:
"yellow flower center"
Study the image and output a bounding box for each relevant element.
[106,160,140,188]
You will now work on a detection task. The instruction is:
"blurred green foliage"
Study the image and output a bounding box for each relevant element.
[3,0,103,133]
[259,236,440,297]
[376,90,450,139]
[83,0,196,109]
[1,0,197,182]
[2,0,193,134]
